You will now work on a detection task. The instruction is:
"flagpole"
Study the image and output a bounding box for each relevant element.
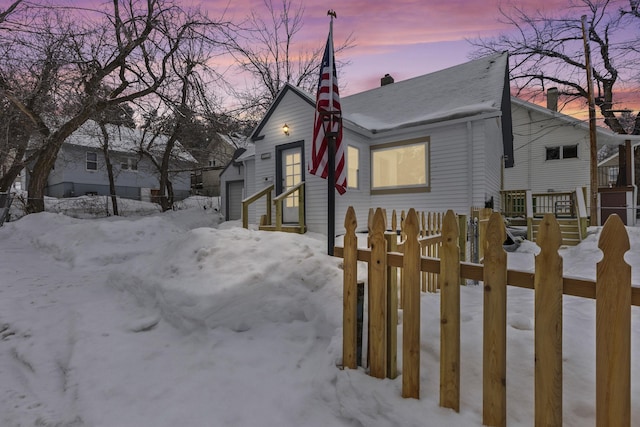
[327,10,336,256]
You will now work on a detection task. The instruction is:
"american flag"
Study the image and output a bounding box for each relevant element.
[310,25,346,195]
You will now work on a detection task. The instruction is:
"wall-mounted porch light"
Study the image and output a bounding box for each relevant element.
[282,123,290,136]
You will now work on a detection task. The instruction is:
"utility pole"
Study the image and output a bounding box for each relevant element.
[582,15,599,226]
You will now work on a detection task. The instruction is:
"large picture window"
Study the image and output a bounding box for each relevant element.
[371,138,429,194]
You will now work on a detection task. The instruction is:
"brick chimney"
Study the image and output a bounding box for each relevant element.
[381,74,394,86]
[547,87,559,111]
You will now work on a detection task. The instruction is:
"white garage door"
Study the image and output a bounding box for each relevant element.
[227,181,244,221]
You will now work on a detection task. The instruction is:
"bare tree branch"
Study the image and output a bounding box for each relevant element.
[469,0,640,135]
[220,0,354,119]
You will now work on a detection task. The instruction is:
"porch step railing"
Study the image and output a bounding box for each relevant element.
[242,185,273,229]
[241,182,306,233]
[502,188,588,245]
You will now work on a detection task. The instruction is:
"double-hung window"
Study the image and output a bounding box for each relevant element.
[347,145,359,189]
[86,152,98,171]
[371,137,430,194]
[121,157,138,171]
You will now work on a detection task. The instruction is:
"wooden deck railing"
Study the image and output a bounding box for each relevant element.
[335,206,637,427]
[273,182,305,232]
[241,184,273,229]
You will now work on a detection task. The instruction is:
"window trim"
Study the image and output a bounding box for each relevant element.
[370,137,430,195]
[562,144,578,159]
[546,144,579,161]
[86,151,98,171]
[347,145,360,190]
[120,157,138,172]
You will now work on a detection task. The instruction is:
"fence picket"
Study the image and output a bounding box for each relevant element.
[369,208,388,379]
[386,230,398,379]
[342,207,358,370]
[596,214,631,427]
[483,212,507,427]
[440,210,460,411]
[402,208,421,398]
[336,207,636,427]
[534,214,563,427]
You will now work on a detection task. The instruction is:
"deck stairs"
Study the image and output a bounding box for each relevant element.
[529,217,582,246]
[242,183,306,234]
[258,223,305,234]
[502,187,589,247]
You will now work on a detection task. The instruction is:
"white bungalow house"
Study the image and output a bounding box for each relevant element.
[220,52,514,233]
[41,120,197,202]
[504,95,640,225]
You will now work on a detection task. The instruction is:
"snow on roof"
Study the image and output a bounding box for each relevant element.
[64,120,197,163]
[342,52,508,132]
[511,97,640,147]
[236,143,255,161]
[217,132,250,149]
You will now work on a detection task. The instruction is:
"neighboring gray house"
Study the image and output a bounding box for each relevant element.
[220,53,514,232]
[43,120,197,202]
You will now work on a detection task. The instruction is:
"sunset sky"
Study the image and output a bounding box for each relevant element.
[209,0,570,94]
[27,0,640,120]
[205,0,640,119]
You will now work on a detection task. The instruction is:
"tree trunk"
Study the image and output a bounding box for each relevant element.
[158,133,178,211]
[0,116,33,192]
[26,146,55,213]
[99,123,119,216]
[25,110,97,213]
[0,146,27,192]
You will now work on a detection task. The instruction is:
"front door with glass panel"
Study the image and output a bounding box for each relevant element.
[277,142,304,224]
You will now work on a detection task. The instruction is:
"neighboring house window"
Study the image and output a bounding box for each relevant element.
[121,157,138,171]
[347,145,359,189]
[371,137,430,194]
[563,144,578,159]
[86,152,97,170]
[546,145,578,160]
[208,159,216,167]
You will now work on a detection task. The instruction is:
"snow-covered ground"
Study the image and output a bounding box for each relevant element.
[0,198,638,427]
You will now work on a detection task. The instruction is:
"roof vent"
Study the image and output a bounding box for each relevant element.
[381,74,394,86]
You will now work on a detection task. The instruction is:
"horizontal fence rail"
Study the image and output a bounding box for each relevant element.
[336,206,636,427]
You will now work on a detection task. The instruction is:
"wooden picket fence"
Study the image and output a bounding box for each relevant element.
[365,208,466,294]
[335,206,638,427]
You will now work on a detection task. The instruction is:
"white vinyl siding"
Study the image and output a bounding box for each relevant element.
[368,118,495,218]
[505,102,591,194]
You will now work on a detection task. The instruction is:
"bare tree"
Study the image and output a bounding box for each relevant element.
[0,0,227,213]
[0,0,23,26]
[470,0,640,135]
[221,0,354,118]
[132,20,226,211]
[0,98,34,191]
